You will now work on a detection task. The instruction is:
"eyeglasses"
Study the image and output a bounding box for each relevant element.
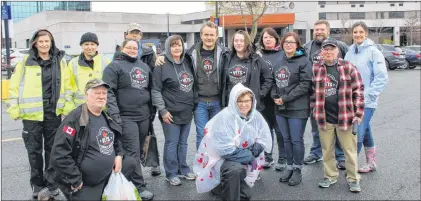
[237,99,252,105]
[284,41,297,45]
[124,46,138,51]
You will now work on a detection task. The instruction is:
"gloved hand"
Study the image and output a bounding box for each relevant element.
[250,143,264,158]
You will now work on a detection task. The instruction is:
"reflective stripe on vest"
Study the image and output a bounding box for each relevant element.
[20,107,43,114]
[72,55,108,87]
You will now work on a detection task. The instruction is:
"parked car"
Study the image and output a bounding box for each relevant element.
[6,48,73,72]
[1,48,16,71]
[375,44,407,70]
[402,46,421,69]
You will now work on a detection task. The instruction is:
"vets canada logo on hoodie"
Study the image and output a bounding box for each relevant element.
[275,66,290,88]
[229,65,248,84]
[202,57,214,77]
[178,71,194,92]
[96,127,114,155]
[130,67,148,89]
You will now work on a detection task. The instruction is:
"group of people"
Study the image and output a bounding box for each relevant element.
[5,19,388,201]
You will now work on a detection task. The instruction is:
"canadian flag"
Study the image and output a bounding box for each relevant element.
[63,125,76,136]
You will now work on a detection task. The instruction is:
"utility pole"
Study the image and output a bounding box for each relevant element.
[167,13,170,37]
[2,1,12,79]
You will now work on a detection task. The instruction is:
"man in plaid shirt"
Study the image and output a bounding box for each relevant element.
[310,38,364,193]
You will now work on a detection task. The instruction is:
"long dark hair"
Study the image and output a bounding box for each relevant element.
[231,30,254,59]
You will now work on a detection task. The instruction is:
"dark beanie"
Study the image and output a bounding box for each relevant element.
[80,32,99,46]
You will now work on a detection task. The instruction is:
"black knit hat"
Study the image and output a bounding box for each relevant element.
[80,32,99,46]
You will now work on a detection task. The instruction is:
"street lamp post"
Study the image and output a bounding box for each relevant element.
[167,12,170,37]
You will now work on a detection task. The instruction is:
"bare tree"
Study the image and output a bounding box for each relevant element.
[217,1,284,42]
[404,11,421,45]
[339,15,353,44]
[371,18,389,44]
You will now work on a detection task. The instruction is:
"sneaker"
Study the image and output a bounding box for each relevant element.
[337,161,346,170]
[178,172,196,180]
[37,187,66,201]
[318,178,338,188]
[348,181,361,193]
[304,155,322,165]
[288,168,302,186]
[166,176,182,186]
[263,160,274,169]
[275,158,287,171]
[138,189,154,200]
[151,166,161,176]
[279,169,293,182]
[32,185,44,199]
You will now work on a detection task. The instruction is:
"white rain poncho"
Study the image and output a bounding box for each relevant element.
[193,83,272,193]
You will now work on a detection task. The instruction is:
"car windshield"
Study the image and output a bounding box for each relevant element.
[409,46,421,51]
[380,45,396,51]
[394,47,403,52]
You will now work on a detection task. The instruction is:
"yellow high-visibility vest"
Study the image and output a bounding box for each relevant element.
[64,54,110,115]
[6,54,72,121]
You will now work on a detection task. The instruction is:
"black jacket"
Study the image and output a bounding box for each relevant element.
[270,48,312,113]
[45,104,124,193]
[27,29,66,111]
[221,52,273,112]
[103,52,154,122]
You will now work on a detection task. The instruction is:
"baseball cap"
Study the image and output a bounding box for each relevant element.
[322,38,338,48]
[85,78,110,93]
[127,22,142,33]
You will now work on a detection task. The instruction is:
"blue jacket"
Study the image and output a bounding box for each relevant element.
[345,38,388,108]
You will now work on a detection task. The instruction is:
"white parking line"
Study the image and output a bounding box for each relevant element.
[2,137,23,142]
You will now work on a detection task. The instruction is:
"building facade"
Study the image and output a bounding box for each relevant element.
[6,1,91,22]
[10,1,421,55]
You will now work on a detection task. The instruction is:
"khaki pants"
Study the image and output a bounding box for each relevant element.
[319,123,360,182]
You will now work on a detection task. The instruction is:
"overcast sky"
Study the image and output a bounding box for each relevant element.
[92,2,207,14]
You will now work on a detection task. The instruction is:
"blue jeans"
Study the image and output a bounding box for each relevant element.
[161,121,192,179]
[194,100,222,150]
[276,116,308,169]
[357,108,376,154]
[309,115,345,161]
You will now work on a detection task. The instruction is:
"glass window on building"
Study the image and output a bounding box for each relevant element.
[326,12,338,20]
[319,13,327,20]
[350,12,365,19]
[389,11,404,19]
[376,12,386,19]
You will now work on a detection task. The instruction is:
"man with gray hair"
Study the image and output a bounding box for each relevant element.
[303,20,348,169]
[40,78,153,200]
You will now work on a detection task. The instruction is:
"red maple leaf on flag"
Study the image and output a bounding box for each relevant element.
[203,128,208,136]
[209,172,213,178]
[242,141,248,148]
[63,126,76,136]
[197,157,203,164]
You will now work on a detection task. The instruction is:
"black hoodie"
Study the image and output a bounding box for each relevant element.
[270,48,312,118]
[27,29,66,112]
[103,52,153,122]
[151,36,195,124]
[221,52,273,112]
[259,47,283,120]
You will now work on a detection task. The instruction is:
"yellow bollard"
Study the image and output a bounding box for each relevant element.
[1,79,10,100]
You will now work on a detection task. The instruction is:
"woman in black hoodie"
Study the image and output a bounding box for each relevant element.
[102,39,154,200]
[271,32,312,186]
[151,35,196,186]
[222,30,273,112]
[257,27,287,171]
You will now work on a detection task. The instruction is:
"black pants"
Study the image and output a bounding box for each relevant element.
[67,156,141,200]
[120,118,149,187]
[22,103,61,188]
[262,110,285,163]
[121,118,150,161]
[213,160,252,201]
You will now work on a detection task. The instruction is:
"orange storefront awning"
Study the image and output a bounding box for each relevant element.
[210,13,295,28]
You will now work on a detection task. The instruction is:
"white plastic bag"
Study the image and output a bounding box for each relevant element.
[102,172,141,200]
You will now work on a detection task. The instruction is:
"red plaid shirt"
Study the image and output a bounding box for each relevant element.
[310,58,365,131]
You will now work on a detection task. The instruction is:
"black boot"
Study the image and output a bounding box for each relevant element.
[288,168,302,186]
[279,169,293,182]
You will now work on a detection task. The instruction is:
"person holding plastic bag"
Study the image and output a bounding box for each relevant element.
[193,83,272,201]
[43,79,146,200]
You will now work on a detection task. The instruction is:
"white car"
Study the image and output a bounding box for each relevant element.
[10,48,30,69]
